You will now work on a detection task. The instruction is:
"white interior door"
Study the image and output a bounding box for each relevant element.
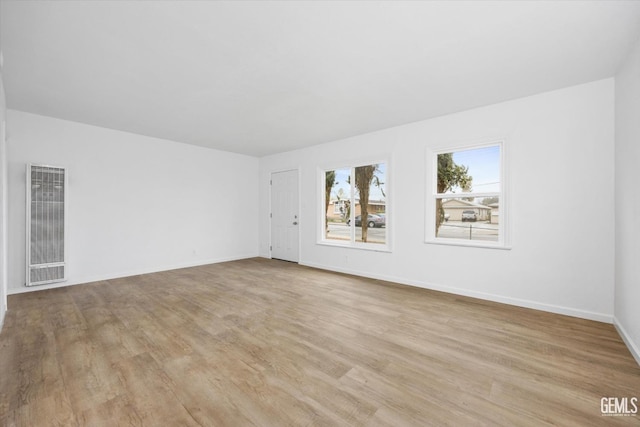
[271,170,299,262]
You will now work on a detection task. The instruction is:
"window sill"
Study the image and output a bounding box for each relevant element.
[317,240,392,253]
[425,239,512,250]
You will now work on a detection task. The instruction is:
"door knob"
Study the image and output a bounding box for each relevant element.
[293,221,298,225]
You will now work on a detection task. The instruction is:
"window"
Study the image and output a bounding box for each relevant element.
[322,162,388,249]
[427,142,506,247]
[333,199,346,214]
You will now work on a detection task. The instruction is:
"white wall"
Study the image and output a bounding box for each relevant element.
[0,1,6,328]
[614,37,640,364]
[7,110,259,293]
[259,79,615,322]
[0,65,7,328]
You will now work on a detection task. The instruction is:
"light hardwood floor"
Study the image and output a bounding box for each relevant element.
[1,258,639,426]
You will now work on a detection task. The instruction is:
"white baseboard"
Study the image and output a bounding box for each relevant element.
[7,253,258,295]
[299,260,613,323]
[613,317,640,367]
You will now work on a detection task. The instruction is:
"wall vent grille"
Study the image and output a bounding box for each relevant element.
[26,164,67,286]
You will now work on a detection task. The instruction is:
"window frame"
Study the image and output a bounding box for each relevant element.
[425,140,510,249]
[319,157,391,252]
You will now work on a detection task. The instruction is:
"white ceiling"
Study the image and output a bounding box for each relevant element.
[2,1,640,157]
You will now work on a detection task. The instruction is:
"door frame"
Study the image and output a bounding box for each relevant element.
[269,168,301,262]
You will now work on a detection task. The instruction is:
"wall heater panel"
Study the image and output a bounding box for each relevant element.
[26,164,67,286]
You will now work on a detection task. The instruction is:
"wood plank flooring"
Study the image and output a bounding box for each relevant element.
[1,258,639,426]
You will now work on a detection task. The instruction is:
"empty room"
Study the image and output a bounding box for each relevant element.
[1,1,639,425]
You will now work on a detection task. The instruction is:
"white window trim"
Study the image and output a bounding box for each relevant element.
[425,139,510,249]
[318,157,392,252]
